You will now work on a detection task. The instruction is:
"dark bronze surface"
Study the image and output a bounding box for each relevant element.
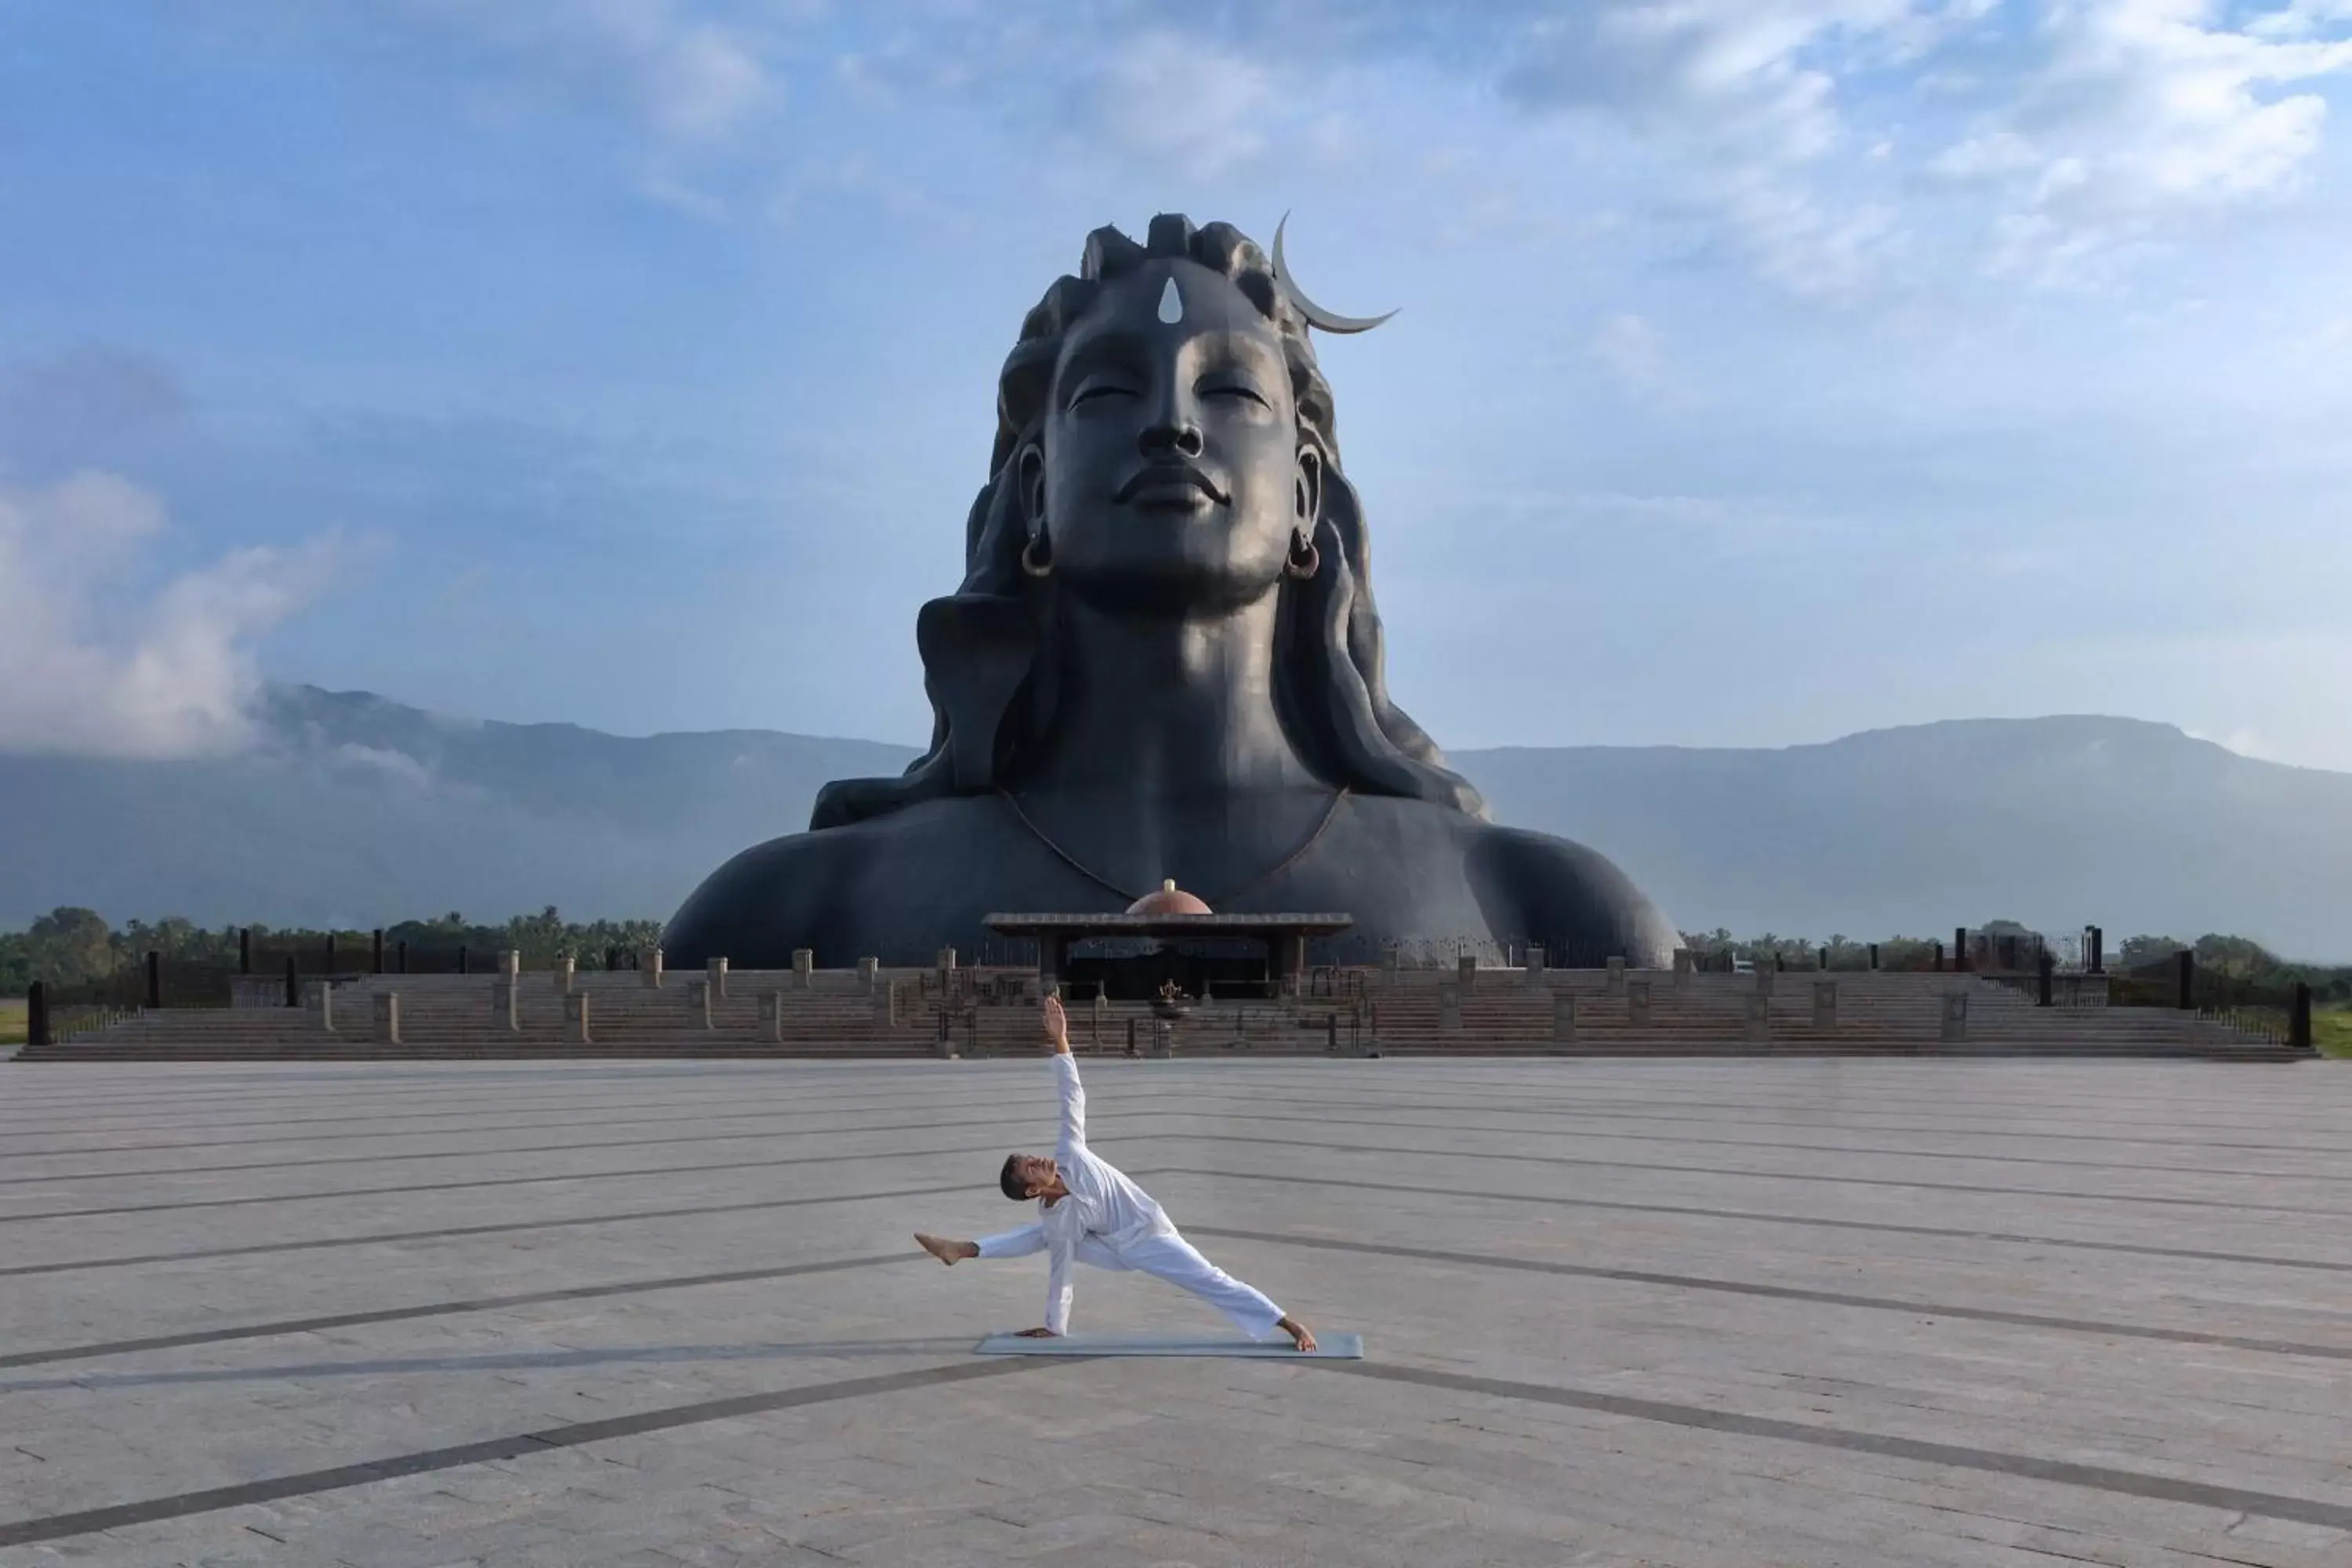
[666,214,1675,968]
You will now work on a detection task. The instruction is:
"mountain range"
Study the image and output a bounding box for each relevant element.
[5,686,2347,959]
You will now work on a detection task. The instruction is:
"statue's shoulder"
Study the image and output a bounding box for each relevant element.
[1454,816,1679,967]
[661,798,995,966]
[661,826,851,966]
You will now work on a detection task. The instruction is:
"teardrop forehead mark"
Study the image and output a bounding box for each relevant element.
[1157,276,1183,325]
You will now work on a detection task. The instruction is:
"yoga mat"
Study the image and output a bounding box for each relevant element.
[974,1332,1364,1359]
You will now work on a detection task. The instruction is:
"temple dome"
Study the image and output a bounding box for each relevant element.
[1127,880,1212,916]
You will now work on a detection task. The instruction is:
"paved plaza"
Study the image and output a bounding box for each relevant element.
[3,1056,2351,1566]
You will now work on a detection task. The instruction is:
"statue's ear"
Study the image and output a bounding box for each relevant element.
[1019,443,1047,533]
[1295,444,1324,526]
[916,594,1040,792]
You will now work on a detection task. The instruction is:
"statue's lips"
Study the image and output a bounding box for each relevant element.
[1114,463,1227,511]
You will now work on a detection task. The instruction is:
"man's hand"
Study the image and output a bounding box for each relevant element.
[1014,1326,1061,1338]
[1040,994,1070,1054]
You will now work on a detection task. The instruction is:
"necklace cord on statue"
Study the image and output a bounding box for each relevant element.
[998,789,1349,907]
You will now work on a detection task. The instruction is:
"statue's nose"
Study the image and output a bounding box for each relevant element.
[1138,419,1204,459]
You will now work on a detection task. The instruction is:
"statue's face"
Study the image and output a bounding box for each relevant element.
[1030,259,1312,614]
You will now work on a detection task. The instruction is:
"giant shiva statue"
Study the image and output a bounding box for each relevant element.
[664,214,1675,968]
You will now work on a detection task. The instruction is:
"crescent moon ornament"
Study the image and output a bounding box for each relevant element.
[1272,212,1398,335]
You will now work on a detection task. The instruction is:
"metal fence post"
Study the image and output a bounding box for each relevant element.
[145,950,162,1010]
[27,982,49,1047]
[2290,982,2313,1051]
[2176,948,2195,1011]
[284,955,298,1008]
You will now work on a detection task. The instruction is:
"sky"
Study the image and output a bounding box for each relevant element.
[3,0,2350,768]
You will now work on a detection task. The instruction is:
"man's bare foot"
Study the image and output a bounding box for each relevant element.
[1014,1326,1060,1338]
[914,1233,975,1266]
[1279,1316,1317,1352]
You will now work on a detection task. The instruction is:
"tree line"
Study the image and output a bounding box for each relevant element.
[2,907,667,992]
[1680,924,2352,996]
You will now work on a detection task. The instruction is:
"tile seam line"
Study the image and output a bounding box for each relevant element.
[16,1105,2347,1189]
[9,1131,2352,1225]
[1318,1360,2352,1532]
[1189,1225,2352,1363]
[0,1253,919,1370]
[0,1357,1083,1550]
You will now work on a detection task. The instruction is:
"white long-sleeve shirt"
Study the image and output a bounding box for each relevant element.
[976,1052,1176,1334]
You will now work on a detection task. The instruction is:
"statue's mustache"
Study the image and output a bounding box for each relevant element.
[1114,462,1228,506]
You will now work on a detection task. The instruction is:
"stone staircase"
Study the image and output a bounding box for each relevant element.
[13,966,2309,1063]
[1359,969,2307,1061]
[13,969,937,1062]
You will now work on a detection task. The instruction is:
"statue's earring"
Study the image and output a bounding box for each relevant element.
[1022,526,1054,578]
[1284,527,1320,581]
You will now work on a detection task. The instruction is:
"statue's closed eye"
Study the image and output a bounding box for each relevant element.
[1069,381,1138,408]
[1200,379,1269,408]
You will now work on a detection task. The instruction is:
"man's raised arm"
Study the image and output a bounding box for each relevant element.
[1044,994,1084,1152]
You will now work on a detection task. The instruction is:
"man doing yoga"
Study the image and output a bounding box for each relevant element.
[915,995,1317,1350]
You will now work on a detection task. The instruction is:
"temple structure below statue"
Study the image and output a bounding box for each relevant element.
[663,213,1678,972]
[985,909,1354,1000]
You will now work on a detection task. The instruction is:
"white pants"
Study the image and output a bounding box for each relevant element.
[981,1228,1286,1340]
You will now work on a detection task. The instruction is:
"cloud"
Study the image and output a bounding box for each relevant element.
[330,742,437,789]
[376,0,780,141]
[1494,0,1965,297]
[0,345,189,460]
[0,471,344,760]
[1259,0,2352,297]
[2251,0,2352,39]
[1591,313,1692,407]
[1083,33,1279,179]
[1930,0,2352,281]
